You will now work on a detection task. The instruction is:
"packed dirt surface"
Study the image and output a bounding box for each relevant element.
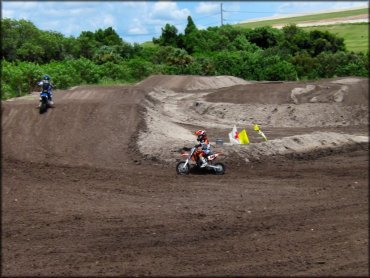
[2,75,368,276]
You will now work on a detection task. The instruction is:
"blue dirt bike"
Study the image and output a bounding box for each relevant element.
[39,91,52,114]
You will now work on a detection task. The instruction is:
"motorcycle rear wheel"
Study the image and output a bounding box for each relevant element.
[176,161,190,175]
[212,162,225,175]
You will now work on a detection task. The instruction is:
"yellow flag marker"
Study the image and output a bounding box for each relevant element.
[253,123,268,141]
[238,129,250,144]
[253,124,260,131]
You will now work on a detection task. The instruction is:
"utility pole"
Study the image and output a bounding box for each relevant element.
[220,3,224,26]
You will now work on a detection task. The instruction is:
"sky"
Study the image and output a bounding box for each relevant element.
[2,1,368,44]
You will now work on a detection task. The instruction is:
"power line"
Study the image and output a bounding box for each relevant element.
[192,12,220,21]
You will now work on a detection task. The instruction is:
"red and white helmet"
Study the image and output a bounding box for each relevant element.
[195,130,207,141]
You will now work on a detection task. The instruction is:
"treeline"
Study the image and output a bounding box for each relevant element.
[1,17,368,100]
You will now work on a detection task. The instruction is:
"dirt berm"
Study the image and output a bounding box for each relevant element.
[2,75,368,276]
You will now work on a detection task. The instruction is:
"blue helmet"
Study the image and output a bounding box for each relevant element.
[43,75,50,80]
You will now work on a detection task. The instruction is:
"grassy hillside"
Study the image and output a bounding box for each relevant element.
[302,23,368,53]
[236,8,368,53]
[237,8,368,29]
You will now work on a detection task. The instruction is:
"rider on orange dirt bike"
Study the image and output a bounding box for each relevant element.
[194,130,211,168]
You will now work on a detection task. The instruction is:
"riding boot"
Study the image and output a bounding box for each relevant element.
[200,156,208,168]
[49,98,55,107]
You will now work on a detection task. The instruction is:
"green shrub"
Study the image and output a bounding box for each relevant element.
[100,61,133,82]
[68,58,101,84]
[213,51,244,76]
[1,60,43,98]
[264,60,297,81]
[316,51,368,78]
[291,52,319,79]
[127,58,154,80]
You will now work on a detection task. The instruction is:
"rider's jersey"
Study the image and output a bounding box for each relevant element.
[38,80,54,99]
[195,138,211,155]
[38,81,54,92]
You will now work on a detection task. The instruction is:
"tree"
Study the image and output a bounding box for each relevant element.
[38,31,66,62]
[184,16,197,36]
[247,26,283,49]
[153,24,179,47]
[63,36,81,59]
[309,30,345,56]
[240,51,264,80]
[291,51,319,79]
[230,34,260,52]
[127,58,154,80]
[94,27,123,46]
[16,42,44,63]
[190,28,230,52]
[93,45,123,64]
[264,60,297,81]
[153,46,192,67]
[77,31,99,59]
[213,51,244,76]
[1,19,41,61]
[281,24,311,55]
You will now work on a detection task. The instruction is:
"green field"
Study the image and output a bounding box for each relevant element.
[236,8,368,53]
[302,23,368,53]
[237,8,368,29]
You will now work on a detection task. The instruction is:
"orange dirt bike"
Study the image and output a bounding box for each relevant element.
[176,147,225,175]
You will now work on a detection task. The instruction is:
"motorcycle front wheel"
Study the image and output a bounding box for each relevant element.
[39,100,48,114]
[176,161,190,175]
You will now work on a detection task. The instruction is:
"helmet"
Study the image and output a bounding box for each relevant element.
[43,75,50,81]
[195,130,207,141]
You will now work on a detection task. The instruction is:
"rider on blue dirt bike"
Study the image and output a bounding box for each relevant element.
[38,75,55,106]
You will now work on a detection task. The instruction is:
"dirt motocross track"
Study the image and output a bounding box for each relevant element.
[2,75,369,276]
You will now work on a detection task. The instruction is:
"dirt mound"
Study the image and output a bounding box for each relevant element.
[224,132,368,163]
[137,76,368,163]
[136,74,251,91]
[205,77,368,105]
[2,85,145,169]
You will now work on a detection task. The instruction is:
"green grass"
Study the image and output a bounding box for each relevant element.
[237,8,368,29]
[236,8,368,53]
[140,41,156,48]
[302,23,368,53]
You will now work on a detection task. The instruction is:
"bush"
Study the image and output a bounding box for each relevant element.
[1,60,43,98]
[68,58,101,84]
[291,51,319,80]
[100,61,133,82]
[246,26,283,49]
[315,51,368,78]
[335,52,368,77]
[240,51,263,80]
[126,58,154,80]
[264,60,297,81]
[213,51,244,76]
